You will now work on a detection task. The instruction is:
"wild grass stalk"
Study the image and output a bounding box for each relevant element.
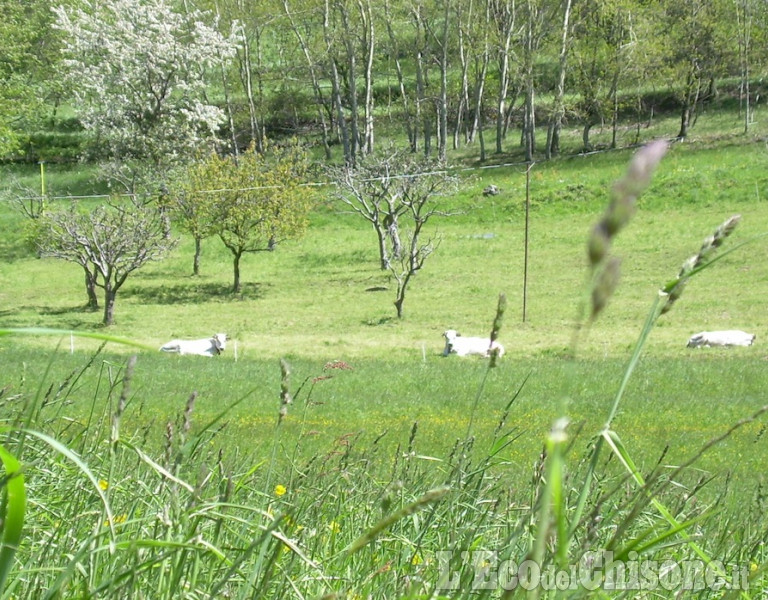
[0,444,25,594]
[513,141,768,596]
[465,293,507,440]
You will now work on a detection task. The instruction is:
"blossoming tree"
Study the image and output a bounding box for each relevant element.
[52,0,239,191]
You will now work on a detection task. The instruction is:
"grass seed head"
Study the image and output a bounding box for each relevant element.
[183,391,197,435]
[164,421,174,466]
[588,141,668,270]
[617,139,670,199]
[591,257,621,320]
[489,293,506,368]
[279,358,292,423]
[490,293,506,344]
[661,214,741,314]
[587,222,611,267]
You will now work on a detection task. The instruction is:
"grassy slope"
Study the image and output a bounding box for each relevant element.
[1,113,768,507]
[2,139,767,360]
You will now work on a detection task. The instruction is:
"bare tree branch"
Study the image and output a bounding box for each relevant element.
[35,198,176,325]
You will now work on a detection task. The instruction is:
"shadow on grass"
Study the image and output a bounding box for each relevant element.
[0,239,34,263]
[38,304,99,317]
[363,316,397,326]
[2,306,94,330]
[123,281,265,305]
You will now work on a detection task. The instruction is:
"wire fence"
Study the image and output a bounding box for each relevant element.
[3,142,640,203]
[4,156,560,203]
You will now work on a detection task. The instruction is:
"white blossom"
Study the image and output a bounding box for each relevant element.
[53,0,239,178]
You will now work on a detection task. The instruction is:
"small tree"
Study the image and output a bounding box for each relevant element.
[182,142,313,293]
[36,199,176,325]
[328,154,408,271]
[329,151,457,273]
[165,163,220,276]
[330,152,459,317]
[388,169,459,318]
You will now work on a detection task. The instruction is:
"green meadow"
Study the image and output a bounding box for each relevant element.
[1,117,768,596]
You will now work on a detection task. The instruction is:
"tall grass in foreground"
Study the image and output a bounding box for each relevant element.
[1,142,768,598]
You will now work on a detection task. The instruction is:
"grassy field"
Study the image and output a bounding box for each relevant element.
[2,140,767,359]
[1,111,768,597]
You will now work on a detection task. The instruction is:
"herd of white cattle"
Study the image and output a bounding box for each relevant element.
[157,329,756,358]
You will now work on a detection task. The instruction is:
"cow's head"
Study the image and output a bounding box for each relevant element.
[212,333,228,353]
[442,330,460,355]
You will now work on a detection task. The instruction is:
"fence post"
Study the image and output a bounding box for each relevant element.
[523,161,534,322]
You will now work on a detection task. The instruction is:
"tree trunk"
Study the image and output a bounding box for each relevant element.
[324,0,351,164]
[393,271,409,318]
[524,84,536,161]
[331,59,351,164]
[678,102,691,140]
[359,0,375,155]
[388,219,402,261]
[233,252,242,293]
[454,24,469,149]
[478,104,486,162]
[436,0,449,163]
[416,51,431,157]
[193,236,201,276]
[468,0,492,147]
[495,0,515,154]
[84,266,99,310]
[677,69,696,139]
[103,287,117,326]
[583,121,593,151]
[546,0,572,159]
[385,0,417,151]
[611,83,619,149]
[394,294,404,319]
[284,0,331,158]
[411,6,430,157]
[737,0,751,134]
[220,59,239,158]
[522,0,539,162]
[339,3,359,163]
[374,222,390,270]
[393,267,414,319]
[239,29,263,152]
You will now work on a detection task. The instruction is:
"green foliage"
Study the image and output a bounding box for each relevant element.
[171,141,315,291]
[0,0,62,157]
[215,142,313,253]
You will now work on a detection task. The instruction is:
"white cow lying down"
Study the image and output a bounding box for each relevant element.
[160,333,228,356]
[687,330,756,348]
[442,329,505,358]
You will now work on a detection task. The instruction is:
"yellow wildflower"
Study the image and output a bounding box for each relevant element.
[103,514,127,527]
[98,479,109,491]
[274,484,287,497]
[328,521,341,534]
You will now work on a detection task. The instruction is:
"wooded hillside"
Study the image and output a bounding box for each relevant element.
[2,0,764,167]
